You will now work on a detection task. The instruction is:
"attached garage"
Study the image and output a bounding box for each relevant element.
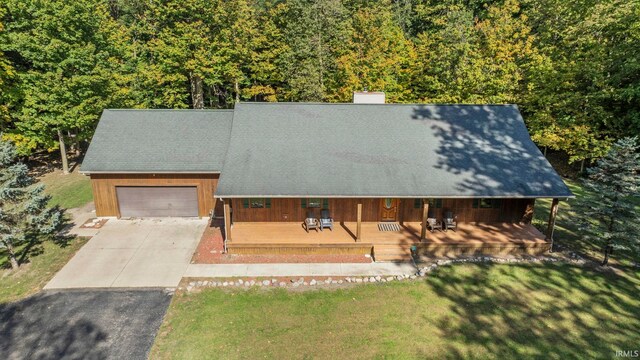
[116,186,198,217]
[81,109,233,218]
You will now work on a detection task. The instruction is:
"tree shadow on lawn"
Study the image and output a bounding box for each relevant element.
[419,263,640,359]
[0,214,74,270]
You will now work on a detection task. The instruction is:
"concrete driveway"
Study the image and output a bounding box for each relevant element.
[0,289,171,360]
[45,218,207,289]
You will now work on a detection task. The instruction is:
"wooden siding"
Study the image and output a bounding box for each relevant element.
[400,198,535,223]
[91,173,219,218]
[230,198,535,224]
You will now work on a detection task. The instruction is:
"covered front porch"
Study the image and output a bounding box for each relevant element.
[221,196,562,260]
[225,221,551,260]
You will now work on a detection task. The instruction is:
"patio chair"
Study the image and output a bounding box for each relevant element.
[443,211,458,232]
[303,211,319,232]
[426,217,442,232]
[319,209,334,231]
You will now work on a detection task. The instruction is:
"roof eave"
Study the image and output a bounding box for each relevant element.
[214,194,575,199]
[80,170,221,175]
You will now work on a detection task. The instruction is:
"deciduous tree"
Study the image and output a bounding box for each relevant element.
[279,0,351,101]
[3,0,118,173]
[333,2,416,102]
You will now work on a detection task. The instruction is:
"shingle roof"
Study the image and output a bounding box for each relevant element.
[81,109,233,173]
[216,103,573,198]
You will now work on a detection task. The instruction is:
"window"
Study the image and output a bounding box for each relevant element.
[414,199,443,208]
[302,198,329,209]
[384,198,393,208]
[242,198,271,208]
[472,198,502,209]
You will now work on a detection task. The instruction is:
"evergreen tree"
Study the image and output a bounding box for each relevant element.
[577,137,640,265]
[0,138,65,270]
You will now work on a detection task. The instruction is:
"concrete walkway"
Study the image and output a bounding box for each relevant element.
[185,262,418,278]
[64,202,102,238]
[46,218,207,289]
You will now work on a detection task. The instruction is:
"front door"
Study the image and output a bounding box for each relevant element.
[379,198,399,222]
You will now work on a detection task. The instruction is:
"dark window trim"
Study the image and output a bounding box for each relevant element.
[302,198,329,209]
[473,198,502,209]
[243,198,271,209]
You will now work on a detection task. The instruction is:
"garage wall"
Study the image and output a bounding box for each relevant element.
[90,173,219,217]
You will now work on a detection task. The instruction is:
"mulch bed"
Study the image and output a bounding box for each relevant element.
[191,219,372,264]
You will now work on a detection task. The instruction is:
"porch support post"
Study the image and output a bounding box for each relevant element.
[356,203,362,242]
[223,200,232,242]
[545,198,559,250]
[420,200,429,242]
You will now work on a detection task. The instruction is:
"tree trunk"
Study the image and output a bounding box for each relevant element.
[70,130,81,156]
[5,242,19,270]
[601,245,611,266]
[580,158,585,173]
[234,80,240,103]
[58,129,69,175]
[543,146,547,157]
[190,73,204,109]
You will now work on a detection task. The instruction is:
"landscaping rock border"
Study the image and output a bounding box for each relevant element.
[178,253,586,292]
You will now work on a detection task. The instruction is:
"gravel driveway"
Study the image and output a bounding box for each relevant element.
[0,289,172,360]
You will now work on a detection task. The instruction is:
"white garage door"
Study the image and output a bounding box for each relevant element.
[116,186,199,217]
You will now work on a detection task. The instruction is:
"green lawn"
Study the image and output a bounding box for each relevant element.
[0,237,88,303]
[0,169,91,302]
[39,169,93,209]
[151,263,640,359]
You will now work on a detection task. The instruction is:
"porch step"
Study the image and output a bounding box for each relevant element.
[375,255,413,262]
[226,242,373,256]
[373,245,414,262]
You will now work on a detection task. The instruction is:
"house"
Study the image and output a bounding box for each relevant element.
[81,98,573,259]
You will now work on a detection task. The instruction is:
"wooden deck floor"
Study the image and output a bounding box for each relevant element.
[229,222,547,246]
[227,221,550,259]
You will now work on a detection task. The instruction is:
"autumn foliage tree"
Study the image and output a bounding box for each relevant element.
[0,0,638,166]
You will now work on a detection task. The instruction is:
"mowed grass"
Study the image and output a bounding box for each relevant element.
[39,168,93,209]
[151,263,640,359]
[0,237,88,303]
